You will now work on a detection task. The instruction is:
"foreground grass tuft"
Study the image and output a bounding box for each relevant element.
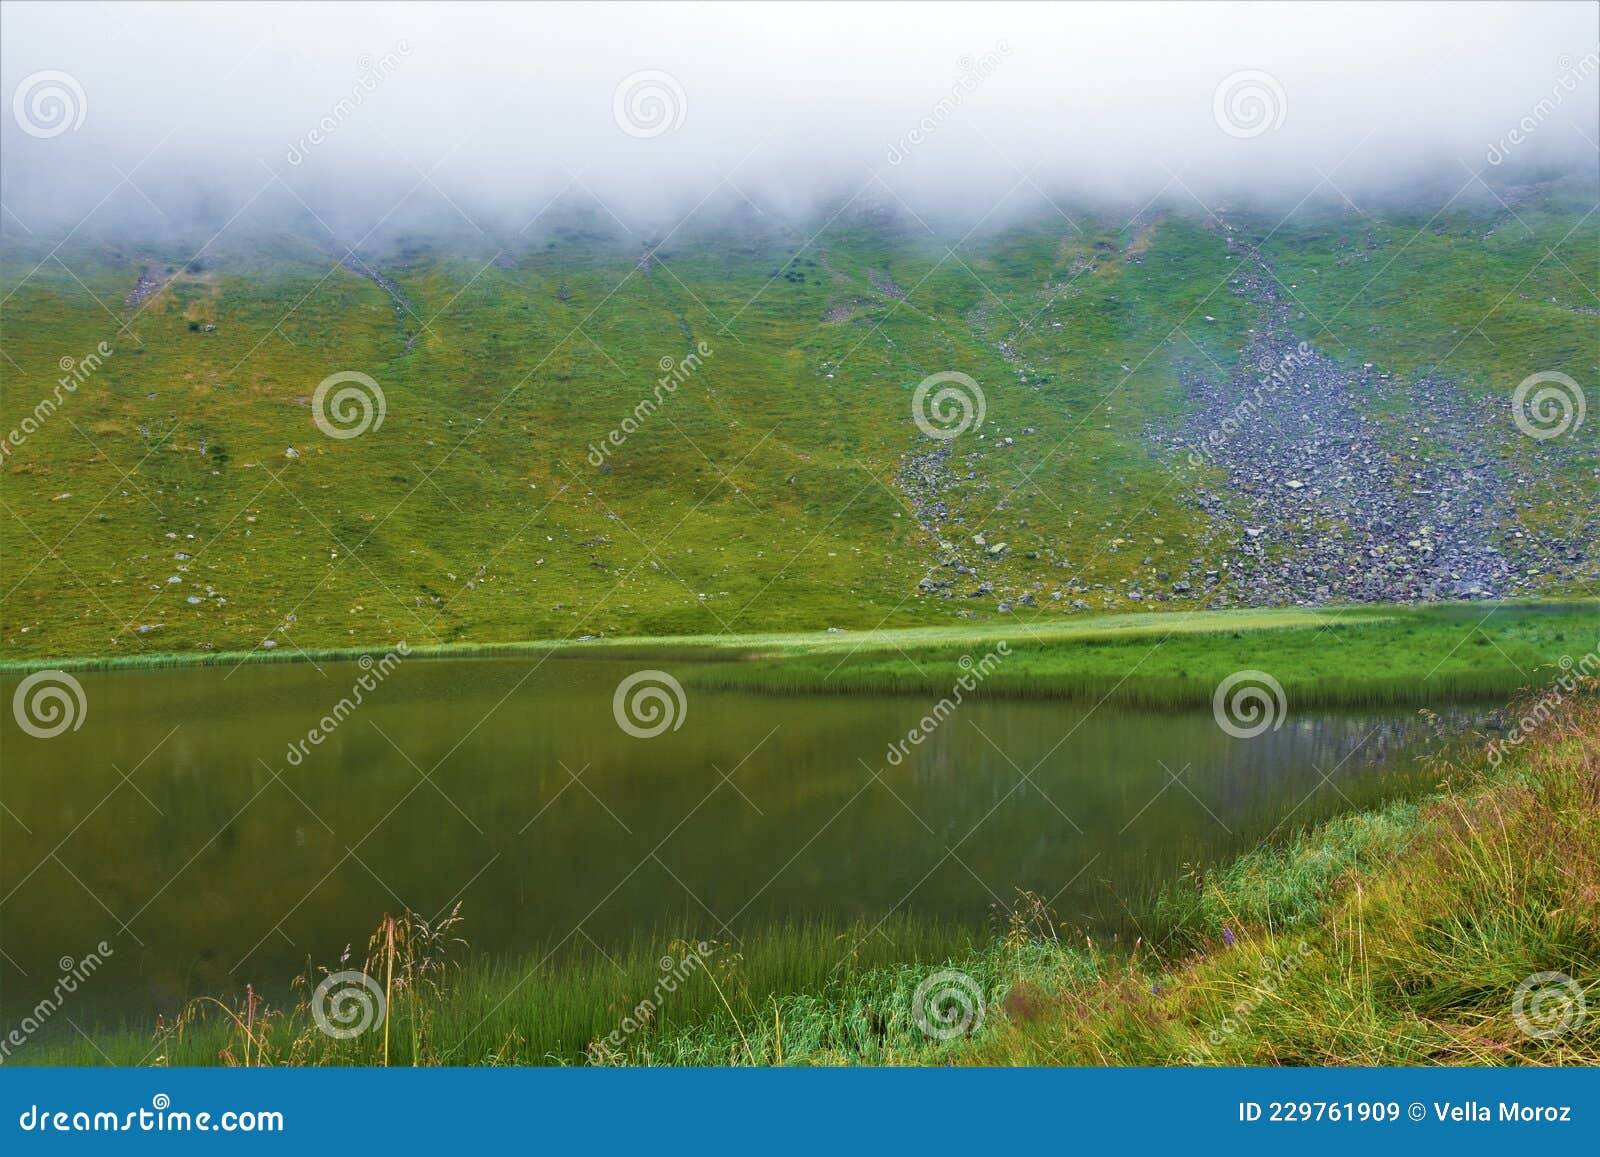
[953,692,1599,1067]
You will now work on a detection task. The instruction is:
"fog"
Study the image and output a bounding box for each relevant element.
[2,0,1596,242]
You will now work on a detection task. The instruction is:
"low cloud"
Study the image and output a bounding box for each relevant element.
[1,1,1595,241]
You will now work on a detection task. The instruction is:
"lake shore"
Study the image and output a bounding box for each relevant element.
[27,686,1597,1066]
[3,599,1596,708]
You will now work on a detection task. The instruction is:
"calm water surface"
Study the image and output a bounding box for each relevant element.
[2,658,1471,1027]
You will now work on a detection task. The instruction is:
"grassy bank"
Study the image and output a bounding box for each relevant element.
[29,687,1597,1067]
[5,599,1595,709]
[684,600,1599,708]
[959,693,1599,1066]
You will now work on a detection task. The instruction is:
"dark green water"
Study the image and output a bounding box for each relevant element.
[2,657,1468,1029]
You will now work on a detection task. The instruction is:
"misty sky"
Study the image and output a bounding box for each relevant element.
[1,1,1596,236]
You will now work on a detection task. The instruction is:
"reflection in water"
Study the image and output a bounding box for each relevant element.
[1,658,1475,1027]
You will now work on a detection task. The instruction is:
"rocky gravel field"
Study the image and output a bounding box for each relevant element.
[1153,232,1596,607]
[896,226,1596,616]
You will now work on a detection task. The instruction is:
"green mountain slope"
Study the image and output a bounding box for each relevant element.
[1,176,1595,661]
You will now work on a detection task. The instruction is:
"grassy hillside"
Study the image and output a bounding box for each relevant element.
[2,175,1595,663]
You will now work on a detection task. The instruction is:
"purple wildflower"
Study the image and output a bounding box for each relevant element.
[1222,927,1237,947]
